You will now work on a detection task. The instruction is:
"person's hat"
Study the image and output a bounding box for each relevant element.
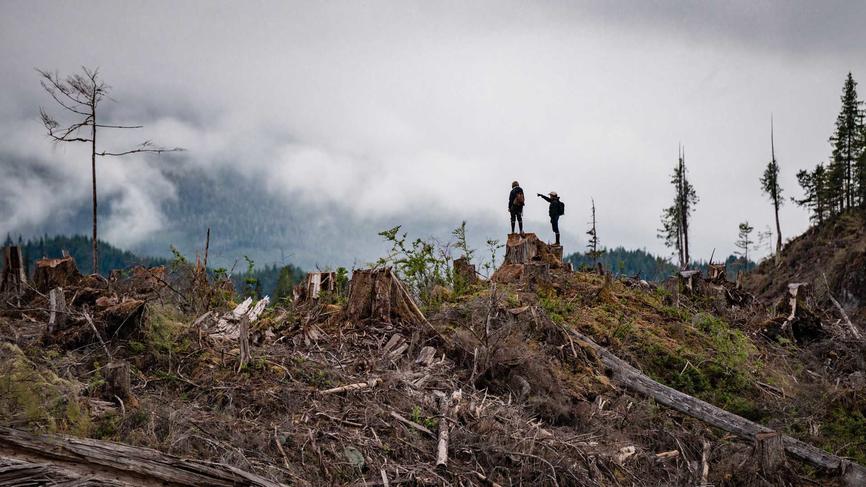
[512,181,519,187]
[549,191,558,197]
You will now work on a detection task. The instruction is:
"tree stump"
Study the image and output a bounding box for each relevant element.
[345,268,425,325]
[453,257,479,286]
[104,361,131,401]
[33,256,81,292]
[1,246,27,295]
[755,431,786,475]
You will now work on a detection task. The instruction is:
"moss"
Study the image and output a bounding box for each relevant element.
[0,343,90,434]
[143,304,191,360]
[821,407,866,464]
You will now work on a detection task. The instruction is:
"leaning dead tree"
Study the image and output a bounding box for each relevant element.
[38,67,184,274]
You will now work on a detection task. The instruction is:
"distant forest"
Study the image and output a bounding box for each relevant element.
[565,247,756,282]
[5,234,305,299]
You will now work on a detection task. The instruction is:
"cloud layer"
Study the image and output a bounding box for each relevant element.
[2,1,865,263]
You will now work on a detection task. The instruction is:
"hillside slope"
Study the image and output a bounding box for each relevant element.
[745,209,866,324]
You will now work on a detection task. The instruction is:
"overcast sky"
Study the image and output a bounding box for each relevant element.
[2,1,865,261]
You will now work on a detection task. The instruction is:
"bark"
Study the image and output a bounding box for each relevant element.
[0,426,285,487]
[567,327,866,485]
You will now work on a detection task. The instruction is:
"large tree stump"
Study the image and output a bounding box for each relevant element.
[345,268,425,325]
[1,246,27,295]
[493,233,563,284]
[33,256,81,292]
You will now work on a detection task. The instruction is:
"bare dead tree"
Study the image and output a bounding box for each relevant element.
[37,66,184,274]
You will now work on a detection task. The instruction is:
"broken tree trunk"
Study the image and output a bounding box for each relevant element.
[48,287,68,333]
[293,271,336,304]
[0,426,286,487]
[567,327,866,486]
[1,246,26,295]
[238,315,251,372]
[32,256,82,292]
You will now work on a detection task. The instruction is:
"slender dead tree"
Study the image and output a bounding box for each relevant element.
[38,67,183,274]
[586,198,604,265]
[761,116,784,260]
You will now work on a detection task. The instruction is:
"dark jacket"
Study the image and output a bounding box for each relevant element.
[539,194,562,218]
[509,187,525,212]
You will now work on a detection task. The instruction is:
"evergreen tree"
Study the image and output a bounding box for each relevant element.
[658,146,698,268]
[760,117,783,257]
[829,72,865,209]
[735,221,755,270]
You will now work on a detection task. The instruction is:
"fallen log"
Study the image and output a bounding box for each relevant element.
[0,426,286,487]
[567,327,866,486]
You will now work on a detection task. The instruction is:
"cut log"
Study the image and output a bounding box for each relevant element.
[48,287,68,333]
[0,426,286,487]
[104,361,131,401]
[321,378,381,395]
[1,246,27,295]
[567,327,866,486]
[32,256,82,292]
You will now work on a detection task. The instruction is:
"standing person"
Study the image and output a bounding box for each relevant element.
[537,191,565,245]
[508,181,525,235]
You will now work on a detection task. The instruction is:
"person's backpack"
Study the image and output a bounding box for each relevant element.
[557,200,565,216]
[514,191,525,206]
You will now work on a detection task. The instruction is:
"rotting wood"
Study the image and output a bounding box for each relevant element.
[567,326,866,486]
[0,426,286,487]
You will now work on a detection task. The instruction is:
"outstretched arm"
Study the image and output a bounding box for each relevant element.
[538,193,551,202]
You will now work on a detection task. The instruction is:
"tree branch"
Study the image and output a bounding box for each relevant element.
[94,124,144,129]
